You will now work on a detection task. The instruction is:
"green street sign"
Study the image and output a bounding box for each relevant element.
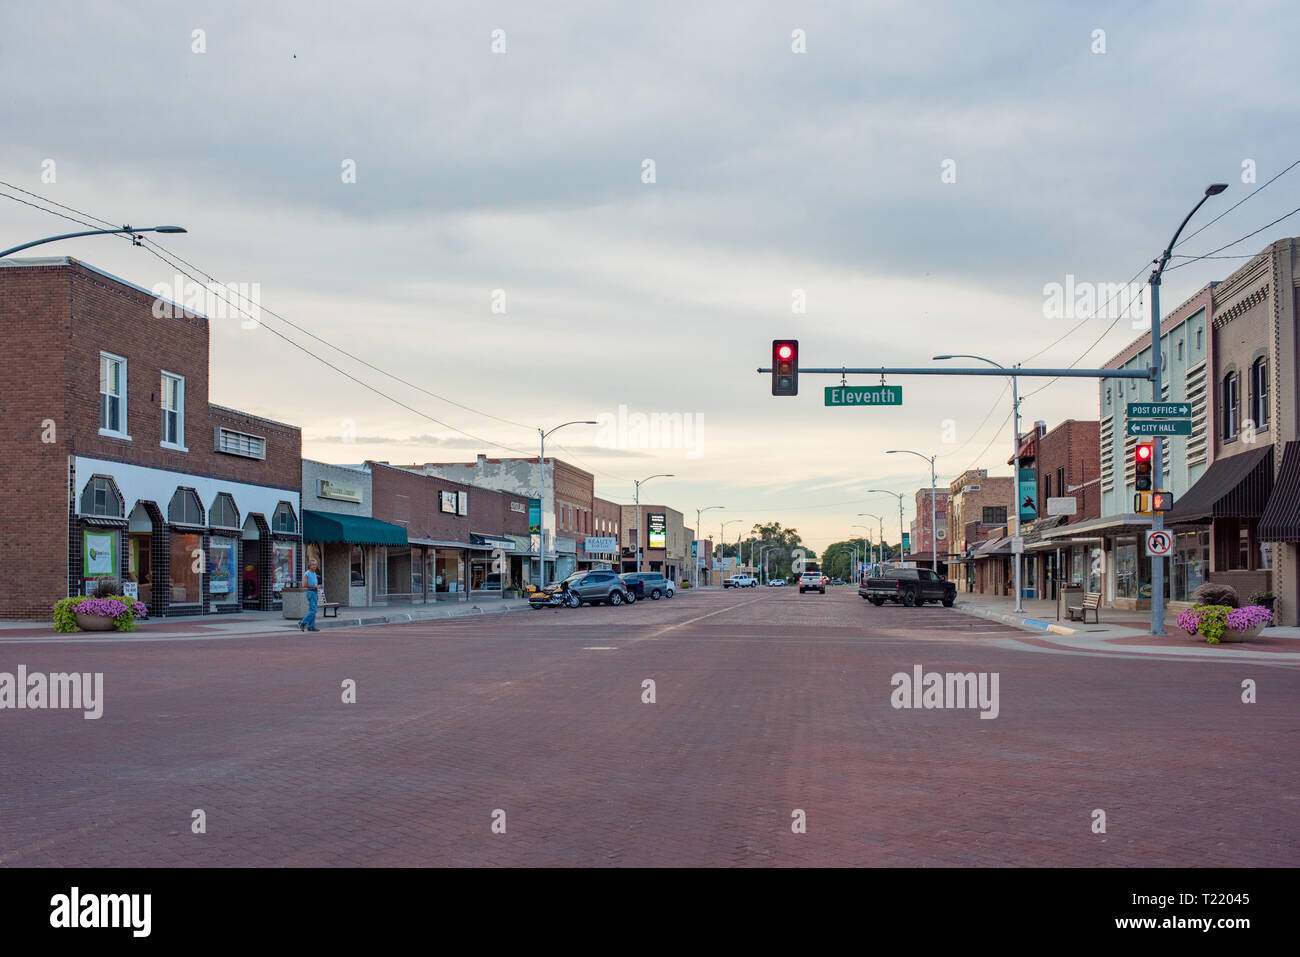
[824,385,903,407]
[1128,419,1193,436]
[1128,402,1191,418]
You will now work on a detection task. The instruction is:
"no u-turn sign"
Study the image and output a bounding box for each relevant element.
[1145,530,1173,556]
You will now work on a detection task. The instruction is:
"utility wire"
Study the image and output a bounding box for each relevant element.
[1173,159,1300,249]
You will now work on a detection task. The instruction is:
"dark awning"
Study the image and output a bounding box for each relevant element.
[1165,444,1273,523]
[302,509,408,546]
[1258,441,1300,542]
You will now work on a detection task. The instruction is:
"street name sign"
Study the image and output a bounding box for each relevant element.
[825,385,903,407]
[1128,420,1193,436]
[1128,402,1191,418]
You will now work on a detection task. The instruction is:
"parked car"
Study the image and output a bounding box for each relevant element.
[620,572,674,600]
[562,570,635,607]
[859,567,955,607]
[829,578,846,586]
[723,575,758,588]
[798,571,827,594]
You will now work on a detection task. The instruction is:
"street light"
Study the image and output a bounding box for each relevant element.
[851,524,874,580]
[719,518,741,576]
[634,473,674,574]
[887,450,938,574]
[1,224,187,259]
[695,505,725,589]
[935,353,1024,612]
[867,490,907,561]
[857,513,885,566]
[536,420,597,587]
[1145,183,1228,636]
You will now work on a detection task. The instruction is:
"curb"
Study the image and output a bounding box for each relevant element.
[954,602,1077,637]
[313,602,533,631]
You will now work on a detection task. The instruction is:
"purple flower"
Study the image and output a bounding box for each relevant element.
[1226,605,1272,630]
[76,598,128,617]
[1176,608,1201,634]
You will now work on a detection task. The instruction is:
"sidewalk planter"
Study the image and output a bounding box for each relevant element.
[1175,604,1272,644]
[75,612,117,632]
[281,587,308,620]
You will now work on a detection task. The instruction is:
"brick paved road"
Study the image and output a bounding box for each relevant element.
[2,589,1296,866]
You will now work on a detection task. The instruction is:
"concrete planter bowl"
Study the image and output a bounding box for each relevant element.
[74,612,118,632]
[1218,623,1265,643]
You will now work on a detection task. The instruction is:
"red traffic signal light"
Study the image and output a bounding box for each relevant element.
[772,339,798,396]
[1134,441,1154,491]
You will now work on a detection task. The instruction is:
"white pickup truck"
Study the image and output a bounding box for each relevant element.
[723,575,758,588]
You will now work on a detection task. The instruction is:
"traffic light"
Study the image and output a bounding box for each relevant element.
[772,339,798,396]
[1134,441,1154,492]
[1151,490,1175,513]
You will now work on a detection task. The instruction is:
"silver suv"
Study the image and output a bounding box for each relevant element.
[565,570,634,606]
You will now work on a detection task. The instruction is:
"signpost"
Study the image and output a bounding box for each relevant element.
[1127,401,1192,436]
[824,385,903,406]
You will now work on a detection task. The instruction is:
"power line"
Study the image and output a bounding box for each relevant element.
[1173,159,1300,249]
[1166,204,1300,271]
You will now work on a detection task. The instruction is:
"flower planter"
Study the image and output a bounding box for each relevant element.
[1218,623,1265,643]
[75,612,118,632]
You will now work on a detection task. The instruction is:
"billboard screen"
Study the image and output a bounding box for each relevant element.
[647,513,667,549]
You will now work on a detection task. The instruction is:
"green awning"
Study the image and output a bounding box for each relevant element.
[302,509,408,546]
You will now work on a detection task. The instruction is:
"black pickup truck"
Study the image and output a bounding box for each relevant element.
[859,567,956,608]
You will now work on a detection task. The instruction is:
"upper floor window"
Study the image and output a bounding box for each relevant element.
[100,352,127,436]
[80,476,124,517]
[209,492,240,529]
[215,427,266,460]
[1176,340,1184,361]
[1195,327,1203,351]
[1222,372,1239,441]
[1251,357,1269,428]
[161,372,185,448]
[272,502,297,534]
[982,506,1007,525]
[168,488,204,525]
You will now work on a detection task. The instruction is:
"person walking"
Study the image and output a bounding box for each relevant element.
[299,558,322,632]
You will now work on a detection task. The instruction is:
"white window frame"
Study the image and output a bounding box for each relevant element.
[215,427,266,460]
[99,351,130,439]
[160,370,187,451]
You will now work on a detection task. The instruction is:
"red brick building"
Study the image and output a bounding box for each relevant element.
[0,258,302,619]
[1027,419,1102,599]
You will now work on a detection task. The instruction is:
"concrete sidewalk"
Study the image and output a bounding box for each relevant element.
[0,599,534,642]
[954,592,1300,662]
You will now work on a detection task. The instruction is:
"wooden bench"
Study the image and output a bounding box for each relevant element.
[320,602,341,618]
[1067,592,1101,623]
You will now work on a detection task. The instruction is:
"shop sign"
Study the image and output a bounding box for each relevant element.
[318,479,363,503]
[1046,496,1077,516]
[510,501,526,513]
[584,536,617,553]
[83,530,117,578]
[440,491,457,514]
[1019,468,1038,522]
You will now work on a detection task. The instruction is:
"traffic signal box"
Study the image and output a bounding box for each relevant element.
[772,340,798,396]
[1131,442,1175,514]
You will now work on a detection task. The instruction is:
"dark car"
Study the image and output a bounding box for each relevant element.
[859,567,956,607]
[620,572,674,600]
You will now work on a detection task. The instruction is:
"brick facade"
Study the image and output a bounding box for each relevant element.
[0,258,301,619]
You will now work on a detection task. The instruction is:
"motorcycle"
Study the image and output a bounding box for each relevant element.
[527,579,581,610]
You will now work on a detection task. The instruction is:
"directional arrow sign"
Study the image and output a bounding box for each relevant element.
[1128,402,1191,418]
[825,385,903,406]
[1128,420,1193,436]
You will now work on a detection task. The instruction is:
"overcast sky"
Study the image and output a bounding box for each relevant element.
[3,0,1297,553]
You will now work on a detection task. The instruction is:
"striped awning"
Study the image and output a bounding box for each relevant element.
[1258,441,1300,542]
[1165,444,1273,524]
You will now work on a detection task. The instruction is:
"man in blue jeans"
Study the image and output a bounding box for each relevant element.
[299,557,322,632]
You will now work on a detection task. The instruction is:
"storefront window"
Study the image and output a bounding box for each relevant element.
[351,546,365,586]
[208,536,239,605]
[436,549,463,593]
[82,528,120,593]
[1115,540,1138,599]
[1172,529,1209,602]
[272,542,296,595]
[1087,547,1102,594]
[170,531,202,605]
